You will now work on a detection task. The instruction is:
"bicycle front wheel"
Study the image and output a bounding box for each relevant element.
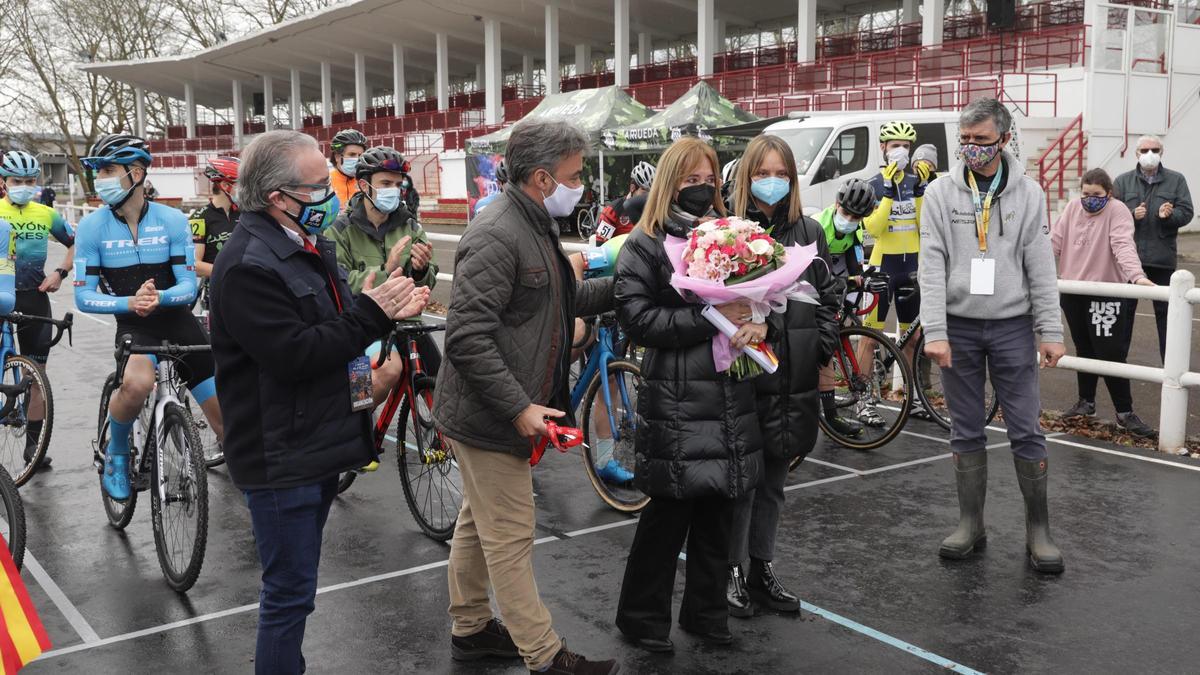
[183,390,223,469]
[818,326,914,450]
[581,360,649,513]
[151,402,208,592]
[0,355,53,486]
[0,465,25,570]
[97,372,138,529]
[577,209,597,239]
[913,335,1000,431]
[398,376,461,541]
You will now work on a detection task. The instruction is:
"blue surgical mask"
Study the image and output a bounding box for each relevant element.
[370,186,401,214]
[6,185,38,206]
[750,176,791,206]
[340,158,358,177]
[95,176,131,206]
[283,189,338,235]
[833,211,860,234]
[1080,195,1109,214]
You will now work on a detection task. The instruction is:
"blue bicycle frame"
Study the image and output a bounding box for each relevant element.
[569,319,636,444]
[0,322,28,421]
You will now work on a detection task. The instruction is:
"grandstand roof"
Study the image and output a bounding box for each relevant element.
[80,0,865,108]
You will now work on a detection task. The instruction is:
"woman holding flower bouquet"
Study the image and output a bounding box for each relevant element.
[613,137,766,653]
[725,135,840,618]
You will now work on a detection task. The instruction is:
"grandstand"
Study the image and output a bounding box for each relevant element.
[78,0,1196,230]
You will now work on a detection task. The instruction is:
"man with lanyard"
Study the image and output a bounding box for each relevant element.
[595,160,655,244]
[0,150,75,469]
[189,156,240,308]
[861,121,925,427]
[73,133,224,501]
[330,129,369,208]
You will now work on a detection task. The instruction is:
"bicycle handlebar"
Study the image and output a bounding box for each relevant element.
[3,311,74,348]
[112,338,212,389]
[373,322,446,369]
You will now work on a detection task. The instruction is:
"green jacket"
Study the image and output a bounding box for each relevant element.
[332,193,437,294]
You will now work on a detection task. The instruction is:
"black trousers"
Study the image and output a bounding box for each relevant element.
[1061,294,1135,412]
[616,495,733,639]
[1129,265,1173,362]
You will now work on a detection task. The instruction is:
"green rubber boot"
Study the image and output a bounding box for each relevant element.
[1014,456,1065,574]
[939,451,988,560]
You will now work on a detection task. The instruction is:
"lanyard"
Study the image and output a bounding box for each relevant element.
[965,163,1004,253]
[302,238,344,313]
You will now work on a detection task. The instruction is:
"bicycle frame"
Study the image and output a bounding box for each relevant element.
[569,321,634,444]
[373,333,426,451]
[0,324,25,421]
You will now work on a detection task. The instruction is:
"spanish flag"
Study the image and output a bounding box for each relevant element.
[0,538,50,672]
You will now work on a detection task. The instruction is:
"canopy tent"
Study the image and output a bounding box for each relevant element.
[466,86,653,155]
[601,81,761,152]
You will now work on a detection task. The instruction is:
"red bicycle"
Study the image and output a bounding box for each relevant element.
[337,323,461,542]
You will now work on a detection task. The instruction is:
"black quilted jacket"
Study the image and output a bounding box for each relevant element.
[614,216,763,500]
[433,186,613,457]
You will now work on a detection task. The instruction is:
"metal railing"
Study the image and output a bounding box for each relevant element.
[1055,272,1199,454]
[1037,113,1087,210]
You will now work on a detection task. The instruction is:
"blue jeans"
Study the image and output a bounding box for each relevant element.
[244,478,338,675]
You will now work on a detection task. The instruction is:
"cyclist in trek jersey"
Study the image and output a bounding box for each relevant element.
[860,121,925,426]
[0,150,74,467]
[595,160,654,244]
[74,134,224,501]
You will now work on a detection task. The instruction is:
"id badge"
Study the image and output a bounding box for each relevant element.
[970,258,995,296]
[348,356,374,412]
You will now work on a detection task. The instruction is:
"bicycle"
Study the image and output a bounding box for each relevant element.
[188,285,223,468]
[0,311,74,486]
[570,312,646,513]
[337,323,462,542]
[575,201,600,240]
[0,464,25,570]
[94,339,209,592]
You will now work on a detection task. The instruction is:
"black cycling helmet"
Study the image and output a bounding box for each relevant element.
[331,129,369,154]
[82,133,152,170]
[355,146,410,179]
[494,159,508,184]
[836,178,877,218]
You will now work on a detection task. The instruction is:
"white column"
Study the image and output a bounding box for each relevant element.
[134,87,146,137]
[902,0,920,24]
[476,63,486,91]
[715,19,727,53]
[320,61,332,125]
[484,18,503,125]
[393,43,407,116]
[545,4,561,94]
[797,0,817,62]
[436,32,450,111]
[290,68,302,129]
[697,0,715,77]
[638,33,651,67]
[614,0,630,87]
[232,80,244,147]
[184,83,197,138]
[263,75,275,131]
[522,54,534,89]
[354,52,367,122]
[575,44,592,75]
[922,0,944,46]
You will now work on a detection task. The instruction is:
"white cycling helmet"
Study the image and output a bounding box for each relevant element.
[631,161,656,190]
[721,158,741,185]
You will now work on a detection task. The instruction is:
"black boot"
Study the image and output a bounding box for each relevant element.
[726,564,756,618]
[939,452,987,559]
[1014,456,1065,574]
[23,420,50,469]
[748,559,800,613]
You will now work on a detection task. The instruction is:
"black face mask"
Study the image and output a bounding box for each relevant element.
[676,184,716,217]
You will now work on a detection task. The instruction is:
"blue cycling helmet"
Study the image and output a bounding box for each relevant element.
[82,133,153,170]
[0,150,40,178]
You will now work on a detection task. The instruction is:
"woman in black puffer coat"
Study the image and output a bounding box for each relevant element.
[614,137,765,654]
[725,134,840,618]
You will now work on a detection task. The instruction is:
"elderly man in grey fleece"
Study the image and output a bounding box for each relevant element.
[919,98,1066,575]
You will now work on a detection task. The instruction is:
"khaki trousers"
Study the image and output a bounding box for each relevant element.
[447,440,560,669]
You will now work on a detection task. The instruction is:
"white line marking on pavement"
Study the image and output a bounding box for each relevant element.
[24,553,102,644]
[900,430,952,445]
[858,453,952,475]
[783,473,858,492]
[1046,437,1200,473]
[563,520,638,537]
[47,296,110,326]
[805,458,864,475]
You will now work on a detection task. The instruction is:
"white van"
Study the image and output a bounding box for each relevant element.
[762,110,1022,216]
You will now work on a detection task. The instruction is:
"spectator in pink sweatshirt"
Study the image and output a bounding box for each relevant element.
[1052,168,1157,437]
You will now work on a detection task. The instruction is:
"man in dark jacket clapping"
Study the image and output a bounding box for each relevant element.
[210,130,428,674]
[433,120,617,675]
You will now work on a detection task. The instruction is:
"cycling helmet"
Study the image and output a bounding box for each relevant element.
[355,146,410,179]
[879,121,917,143]
[721,158,741,185]
[204,156,239,183]
[494,158,508,184]
[0,150,39,178]
[82,133,152,170]
[836,178,878,218]
[331,129,369,153]
[631,161,656,190]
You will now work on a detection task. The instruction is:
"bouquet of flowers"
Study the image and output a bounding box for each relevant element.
[664,217,820,379]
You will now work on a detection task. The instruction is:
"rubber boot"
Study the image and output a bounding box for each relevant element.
[938,452,987,560]
[1014,456,1065,574]
[726,564,756,618]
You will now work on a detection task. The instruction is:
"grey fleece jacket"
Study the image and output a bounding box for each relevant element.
[918,152,1063,344]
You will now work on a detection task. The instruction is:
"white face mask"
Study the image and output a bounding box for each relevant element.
[887,146,910,172]
[1138,149,1161,170]
[541,175,585,218]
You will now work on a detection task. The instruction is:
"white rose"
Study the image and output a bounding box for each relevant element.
[748,238,773,256]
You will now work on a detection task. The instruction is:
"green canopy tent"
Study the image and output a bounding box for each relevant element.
[600,81,761,153]
[465,86,654,206]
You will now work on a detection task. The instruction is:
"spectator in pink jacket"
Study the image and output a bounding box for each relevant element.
[1052,168,1157,437]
